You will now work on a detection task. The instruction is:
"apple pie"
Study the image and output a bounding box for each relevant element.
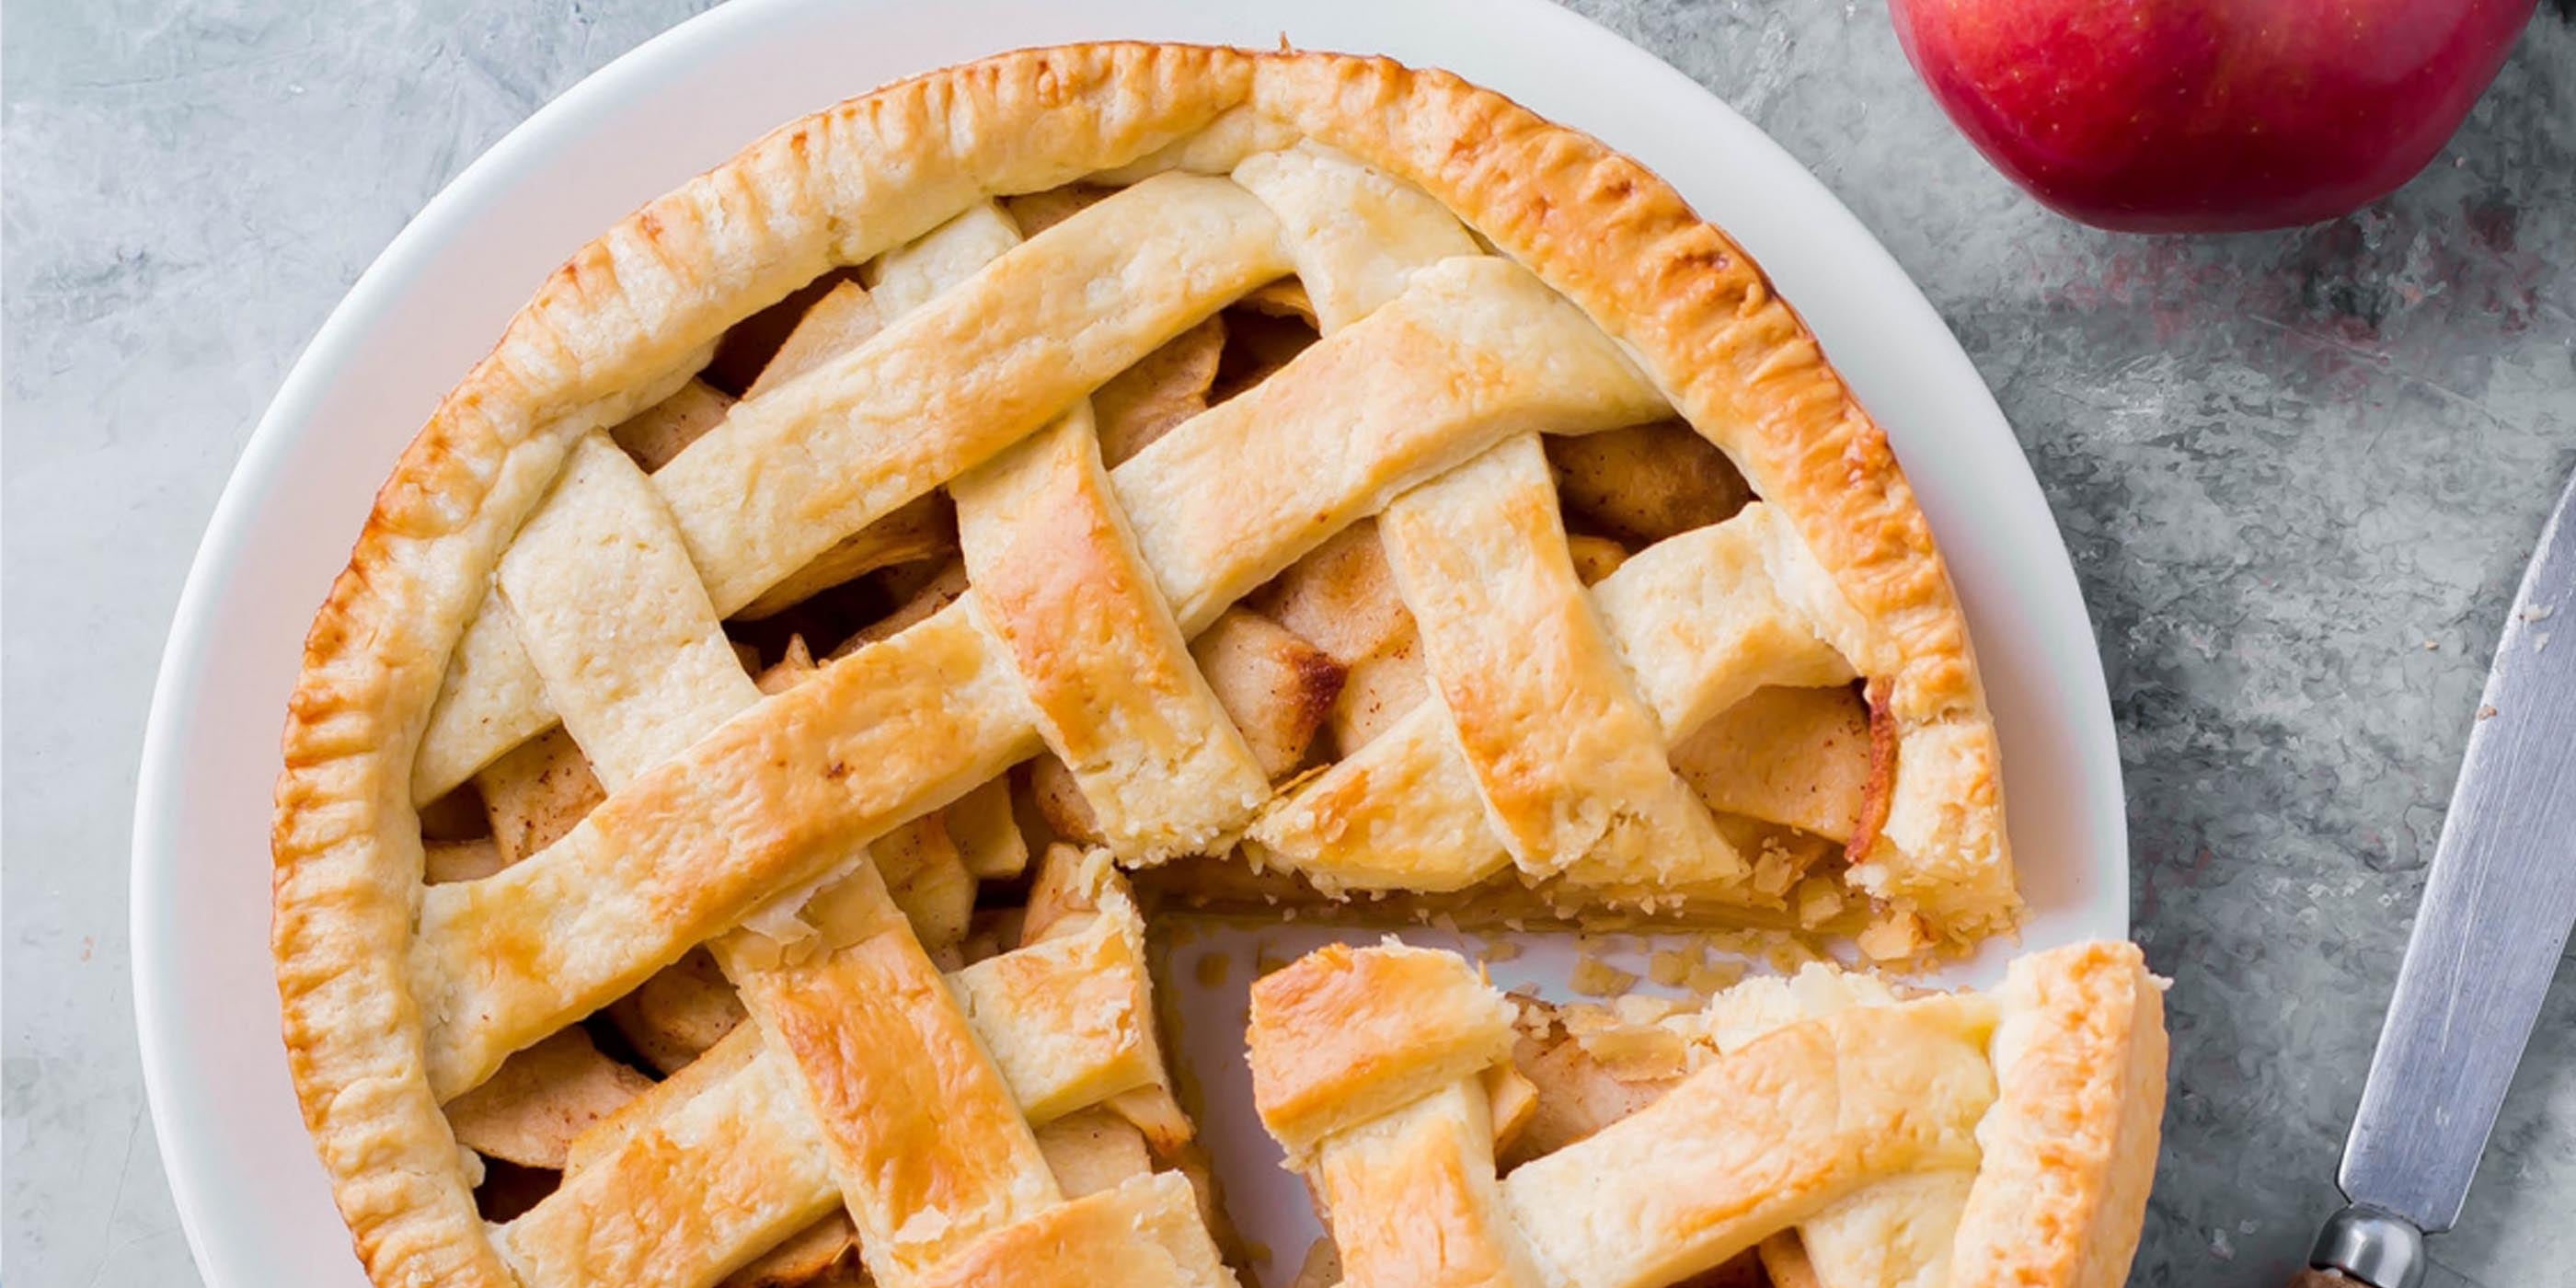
[269,42,2153,1288]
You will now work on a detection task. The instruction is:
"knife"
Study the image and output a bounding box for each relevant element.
[2294,466,2576,1288]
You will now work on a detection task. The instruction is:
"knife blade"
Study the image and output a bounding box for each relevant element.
[2298,466,2576,1288]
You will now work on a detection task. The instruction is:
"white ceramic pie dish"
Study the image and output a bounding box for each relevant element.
[131,1,2127,1283]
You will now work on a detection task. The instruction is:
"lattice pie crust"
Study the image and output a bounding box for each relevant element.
[1250,939,2166,1288]
[270,42,2157,1288]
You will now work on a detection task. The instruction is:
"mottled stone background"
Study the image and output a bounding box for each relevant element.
[5,3,2570,1285]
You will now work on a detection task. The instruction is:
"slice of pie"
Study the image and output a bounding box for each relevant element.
[1248,938,2168,1288]
[267,42,2157,1288]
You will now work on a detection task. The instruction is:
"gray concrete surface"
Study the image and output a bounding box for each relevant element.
[6,3,2570,1285]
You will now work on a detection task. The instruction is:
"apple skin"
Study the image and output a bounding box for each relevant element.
[1889,0,2536,232]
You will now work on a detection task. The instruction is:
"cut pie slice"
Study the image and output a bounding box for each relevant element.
[1248,939,2168,1288]
[265,41,2130,1288]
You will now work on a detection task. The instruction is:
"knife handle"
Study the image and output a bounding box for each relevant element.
[2299,1205,2426,1288]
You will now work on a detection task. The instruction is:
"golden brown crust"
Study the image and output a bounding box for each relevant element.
[1314,1079,1541,1288]
[1382,434,1739,890]
[911,1172,1232,1288]
[500,1036,837,1288]
[1245,53,1977,724]
[271,41,2011,1286]
[1949,941,2169,1288]
[1501,998,1999,1288]
[958,413,1269,862]
[503,890,1182,1287]
[724,890,1060,1279]
[1246,941,1517,1164]
[1253,942,2161,1288]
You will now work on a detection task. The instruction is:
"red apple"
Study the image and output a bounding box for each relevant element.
[1888,0,2536,232]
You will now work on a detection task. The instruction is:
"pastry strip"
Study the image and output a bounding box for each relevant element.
[960,411,1269,862]
[1588,505,1866,736]
[1379,433,1740,890]
[498,1037,835,1288]
[1248,942,1539,1288]
[498,880,1169,1288]
[1692,961,1979,1288]
[1250,57,2019,937]
[1236,144,1736,891]
[888,197,1268,863]
[410,602,1040,1098]
[718,859,1217,1287]
[494,434,764,791]
[1313,1079,1543,1288]
[414,174,1293,800]
[454,301,1017,1136]
[717,861,1061,1282]
[1500,1000,1996,1288]
[1947,942,2168,1288]
[863,201,1027,316]
[1246,940,1519,1164]
[661,172,1282,615]
[1765,1169,1975,1288]
[863,201,1248,867]
[946,883,1162,1123]
[1229,141,1480,332]
[912,1171,1232,1288]
[1116,256,1665,634]
[1248,505,1854,892]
